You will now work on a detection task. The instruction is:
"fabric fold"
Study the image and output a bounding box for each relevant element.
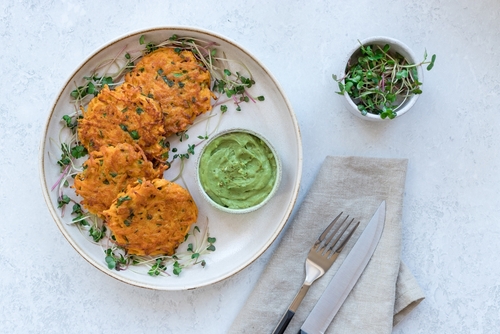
[229,156,424,333]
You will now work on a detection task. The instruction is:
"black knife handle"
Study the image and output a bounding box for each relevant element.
[273,309,295,334]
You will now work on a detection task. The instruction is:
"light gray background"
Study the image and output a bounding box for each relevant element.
[1,0,498,333]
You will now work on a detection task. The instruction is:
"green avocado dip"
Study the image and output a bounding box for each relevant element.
[198,131,278,210]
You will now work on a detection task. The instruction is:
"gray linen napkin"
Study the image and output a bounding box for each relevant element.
[229,156,424,334]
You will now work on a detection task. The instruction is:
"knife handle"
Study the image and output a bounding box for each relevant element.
[273,309,295,334]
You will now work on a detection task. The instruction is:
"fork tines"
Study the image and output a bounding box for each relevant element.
[314,213,360,256]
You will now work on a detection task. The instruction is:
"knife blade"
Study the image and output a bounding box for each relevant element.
[299,200,386,334]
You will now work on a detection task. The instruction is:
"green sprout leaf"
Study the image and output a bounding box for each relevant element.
[427,54,437,71]
[116,195,131,207]
[70,145,88,159]
[187,144,195,156]
[129,130,140,140]
[206,236,216,252]
[62,115,78,130]
[105,255,116,270]
[148,258,167,276]
[104,249,126,270]
[173,261,182,276]
[89,225,106,242]
[57,195,71,208]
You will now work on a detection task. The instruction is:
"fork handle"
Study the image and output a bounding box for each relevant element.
[274,309,295,334]
[272,284,311,334]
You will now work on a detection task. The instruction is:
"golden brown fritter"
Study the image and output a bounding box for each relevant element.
[77,83,169,162]
[125,47,213,136]
[103,178,198,256]
[73,143,165,217]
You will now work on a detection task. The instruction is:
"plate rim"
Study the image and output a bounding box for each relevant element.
[39,25,303,290]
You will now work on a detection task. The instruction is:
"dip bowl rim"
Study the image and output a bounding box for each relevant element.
[195,127,283,214]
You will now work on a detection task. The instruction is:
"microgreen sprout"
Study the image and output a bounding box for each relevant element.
[105,248,128,270]
[333,41,436,119]
[70,76,114,101]
[62,114,79,132]
[57,141,87,171]
[71,203,88,226]
[187,144,195,156]
[148,258,167,276]
[173,261,182,276]
[177,130,189,142]
[57,194,71,208]
[206,237,217,252]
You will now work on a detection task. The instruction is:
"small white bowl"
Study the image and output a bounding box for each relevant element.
[196,128,282,214]
[339,36,424,121]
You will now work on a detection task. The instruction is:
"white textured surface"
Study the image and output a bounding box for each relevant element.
[1,0,499,333]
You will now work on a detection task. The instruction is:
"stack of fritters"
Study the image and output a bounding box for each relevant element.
[73,46,212,256]
[103,179,198,256]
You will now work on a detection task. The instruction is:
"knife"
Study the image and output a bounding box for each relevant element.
[299,200,386,334]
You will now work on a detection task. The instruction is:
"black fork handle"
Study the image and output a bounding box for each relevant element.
[273,309,295,334]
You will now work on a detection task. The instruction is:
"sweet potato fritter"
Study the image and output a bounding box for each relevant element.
[103,178,198,256]
[125,47,213,136]
[77,83,169,162]
[73,143,165,217]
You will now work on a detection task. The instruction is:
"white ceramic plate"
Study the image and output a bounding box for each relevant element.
[39,27,302,290]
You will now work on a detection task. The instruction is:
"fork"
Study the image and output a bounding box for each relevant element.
[272,213,360,334]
